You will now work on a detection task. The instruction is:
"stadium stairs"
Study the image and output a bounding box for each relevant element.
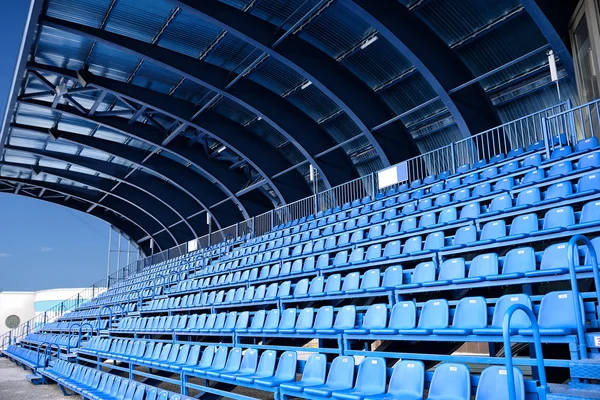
[3,134,600,399]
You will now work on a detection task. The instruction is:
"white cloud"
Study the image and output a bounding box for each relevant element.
[0,253,11,258]
[41,247,54,253]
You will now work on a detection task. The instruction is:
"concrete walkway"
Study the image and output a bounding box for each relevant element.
[0,357,64,400]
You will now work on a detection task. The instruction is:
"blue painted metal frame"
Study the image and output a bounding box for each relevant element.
[502,304,548,400]
[342,0,502,139]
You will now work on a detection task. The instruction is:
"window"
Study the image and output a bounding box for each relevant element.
[573,14,600,102]
[5,315,20,329]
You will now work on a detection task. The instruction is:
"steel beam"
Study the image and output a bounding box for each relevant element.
[169,0,423,167]
[2,161,181,246]
[10,121,241,229]
[343,0,502,139]
[39,16,354,189]
[0,177,161,252]
[6,144,202,238]
[15,98,253,227]
[28,62,305,206]
[520,0,576,83]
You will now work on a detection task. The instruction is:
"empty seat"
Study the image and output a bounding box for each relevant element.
[473,294,532,335]
[433,297,487,335]
[303,356,355,397]
[370,301,416,334]
[331,357,386,400]
[520,291,584,336]
[398,299,448,334]
[427,363,471,400]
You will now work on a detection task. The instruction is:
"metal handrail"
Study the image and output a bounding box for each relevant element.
[502,304,547,400]
[42,343,60,368]
[567,234,599,360]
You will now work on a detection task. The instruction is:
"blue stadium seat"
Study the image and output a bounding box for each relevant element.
[367,265,403,291]
[398,299,448,334]
[508,147,525,158]
[547,161,572,178]
[363,360,424,400]
[444,226,476,250]
[526,243,569,277]
[470,220,505,246]
[423,258,465,286]
[297,306,334,334]
[485,194,512,216]
[332,357,386,400]
[370,301,416,334]
[499,213,538,241]
[454,253,498,283]
[533,206,575,235]
[577,152,600,171]
[220,348,259,380]
[475,366,525,400]
[570,200,600,229]
[575,136,599,153]
[572,173,600,196]
[513,188,541,209]
[523,154,542,168]
[345,269,380,294]
[494,176,514,191]
[398,261,436,289]
[519,291,584,335]
[433,297,487,335]
[518,169,544,186]
[236,350,277,384]
[279,353,326,392]
[549,146,573,160]
[316,306,355,334]
[488,247,536,280]
[482,167,497,180]
[473,294,532,335]
[303,356,355,397]
[427,363,471,400]
[402,236,422,255]
[345,304,387,334]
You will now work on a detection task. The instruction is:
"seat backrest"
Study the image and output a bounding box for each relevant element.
[382,266,403,287]
[480,220,505,240]
[468,253,498,278]
[578,173,600,193]
[334,306,356,330]
[296,308,315,330]
[454,226,476,246]
[388,360,425,398]
[264,309,281,329]
[424,232,444,250]
[198,346,216,368]
[362,304,387,329]
[255,350,277,377]
[417,299,449,329]
[510,213,538,235]
[314,306,334,329]
[427,363,471,400]
[543,206,575,229]
[325,356,355,389]
[324,274,341,293]
[273,351,297,381]
[516,188,540,206]
[341,272,360,291]
[545,181,572,200]
[300,353,326,385]
[250,310,266,329]
[389,301,417,330]
[412,261,436,284]
[353,357,386,394]
[239,349,258,374]
[360,269,380,289]
[581,200,600,224]
[503,247,536,275]
[490,294,532,329]
[540,242,569,270]
[222,348,242,372]
[489,194,512,213]
[403,236,422,254]
[475,366,525,400]
[438,258,465,281]
[279,309,297,329]
[538,291,585,330]
[452,297,487,329]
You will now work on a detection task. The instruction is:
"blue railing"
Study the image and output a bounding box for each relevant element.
[502,304,548,400]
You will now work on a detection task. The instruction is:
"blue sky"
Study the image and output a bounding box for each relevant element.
[0,2,116,291]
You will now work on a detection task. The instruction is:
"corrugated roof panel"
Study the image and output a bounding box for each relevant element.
[35,26,93,72]
[10,127,48,142]
[57,114,97,135]
[247,119,288,149]
[87,43,141,82]
[8,137,45,150]
[205,34,257,72]
[46,0,112,29]
[416,124,463,153]
[300,2,376,59]
[287,84,340,122]
[378,73,439,118]
[104,0,173,43]
[38,159,69,170]
[67,164,98,176]
[79,147,111,162]
[45,141,80,155]
[131,61,183,95]
[414,0,521,46]
[321,113,362,143]
[1,165,31,178]
[251,0,319,27]
[214,98,256,126]
[126,138,154,152]
[218,0,248,10]
[14,104,58,129]
[172,79,213,105]
[159,11,223,58]
[341,37,413,89]
[454,15,546,79]
[93,126,128,143]
[249,56,305,96]
[4,151,37,165]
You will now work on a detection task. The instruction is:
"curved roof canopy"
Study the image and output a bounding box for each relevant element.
[0,0,577,253]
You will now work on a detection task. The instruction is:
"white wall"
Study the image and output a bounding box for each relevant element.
[0,292,36,336]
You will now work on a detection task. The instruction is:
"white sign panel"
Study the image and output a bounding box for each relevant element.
[377,162,408,190]
[187,239,198,253]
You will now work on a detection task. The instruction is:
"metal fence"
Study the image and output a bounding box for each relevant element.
[318,175,375,212]
[544,98,600,152]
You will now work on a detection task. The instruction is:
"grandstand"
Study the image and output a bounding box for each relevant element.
[2,0,600,399]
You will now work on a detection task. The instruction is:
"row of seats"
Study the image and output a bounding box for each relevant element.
[114,290,584,339]
[22,333,79,349]
[2,345,47,368]
[41,359,185,400]
[42,319,108,332]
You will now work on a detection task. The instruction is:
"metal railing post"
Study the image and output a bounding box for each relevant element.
[541,117,551,159]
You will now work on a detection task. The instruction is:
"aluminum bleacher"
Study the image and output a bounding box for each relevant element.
[2,110,600,399]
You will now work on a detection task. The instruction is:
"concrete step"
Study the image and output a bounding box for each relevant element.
[547,383,600,399]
